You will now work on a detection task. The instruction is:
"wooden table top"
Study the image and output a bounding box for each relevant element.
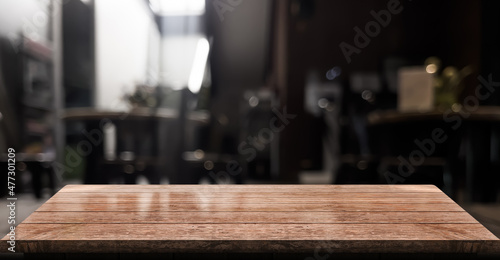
[2,184,499,254]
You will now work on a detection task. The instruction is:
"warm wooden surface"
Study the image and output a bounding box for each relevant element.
[2,185,499,254]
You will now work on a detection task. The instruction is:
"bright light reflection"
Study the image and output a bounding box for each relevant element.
[426,64,437,74]
[151,0,205,16]
[188,38,210,93]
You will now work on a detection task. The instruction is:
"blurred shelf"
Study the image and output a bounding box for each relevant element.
[22,99,54,112]
[22,37,53,62]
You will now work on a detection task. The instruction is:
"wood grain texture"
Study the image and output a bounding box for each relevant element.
[35,202,466,212]
[44,196,454,204]
[51,191,449,198]
[3,224,499,253]
[23,211,478,224]
[1,184,499,254]
[57,184,443,193]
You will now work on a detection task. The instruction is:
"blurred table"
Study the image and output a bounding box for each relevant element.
[2,184,499,258]
[62,107,210,123]
[62,108,210,184]
[367,106,500,125]
[367,106,500,202]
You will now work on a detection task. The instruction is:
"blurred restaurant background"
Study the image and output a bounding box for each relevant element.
[0,0,500,234]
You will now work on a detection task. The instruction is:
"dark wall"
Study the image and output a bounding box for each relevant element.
[285,0,480,81]
[482,0,500,105]
[206,0,273,152]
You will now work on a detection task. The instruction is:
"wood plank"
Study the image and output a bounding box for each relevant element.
[44,196,454,204]
[35,202,465,212]
[23,211,478,224]
[57,184,443,193]
[6,223,498,241]
[1,223,497,253]
[50,192,451,199]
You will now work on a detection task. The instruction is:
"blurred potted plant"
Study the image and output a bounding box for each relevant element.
[123,84,160,111]
[424,57,473,110]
